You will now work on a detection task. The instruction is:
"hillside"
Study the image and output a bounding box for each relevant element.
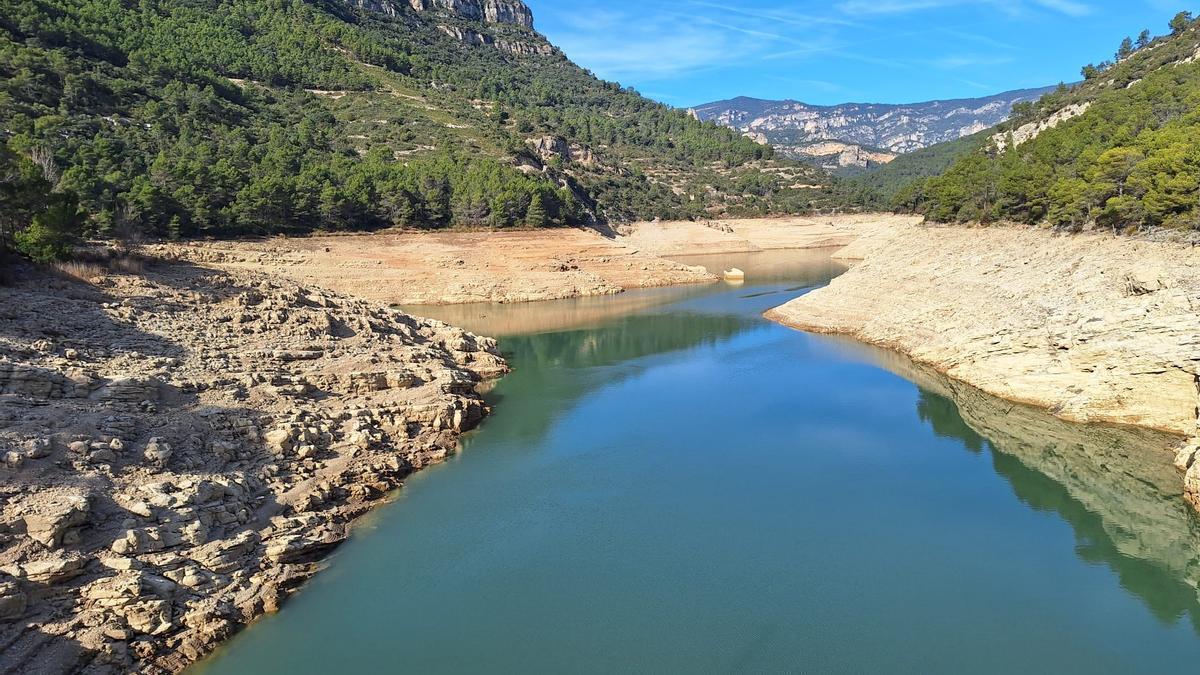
[0,0,828,256]
[908,12,1200,231]
[690,87,1054,173]
[843,131,992,209]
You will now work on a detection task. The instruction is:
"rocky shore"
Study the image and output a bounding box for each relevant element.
[0,257,505,673]
[766,222,1200,505]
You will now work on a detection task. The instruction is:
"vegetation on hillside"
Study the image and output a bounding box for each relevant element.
[0,0,825,259]
[900,12,1200,232]
[842,132,991,209]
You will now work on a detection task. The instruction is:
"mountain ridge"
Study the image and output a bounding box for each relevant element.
[691,85,1057,173]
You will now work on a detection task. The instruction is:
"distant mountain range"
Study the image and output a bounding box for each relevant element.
[690,87,1057,173]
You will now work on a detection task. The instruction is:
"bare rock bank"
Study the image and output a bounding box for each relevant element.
[0,258,505,673]
[766,223,1200,503]
[155,216,915,307]
[157,228,716,307]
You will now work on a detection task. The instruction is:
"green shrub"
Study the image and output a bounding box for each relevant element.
[12,198,81,262]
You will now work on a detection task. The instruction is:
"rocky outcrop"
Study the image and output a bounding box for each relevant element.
[526,135,599,167]
[992,102,1091,151]
[437,24,552,56]
[408,0,533,27]
[341,0,534,27]
[779,141,897,171]
[692,86,1056,158]
[0,258,506,672]
[767,222,1200,470]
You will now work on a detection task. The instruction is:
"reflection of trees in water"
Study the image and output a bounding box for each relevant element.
[510,312,751,371]
[916,391,985,454]
[914,385,1200,635]
[470,311,753,449]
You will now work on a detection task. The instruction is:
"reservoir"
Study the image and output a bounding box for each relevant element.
[198,249,1200,674]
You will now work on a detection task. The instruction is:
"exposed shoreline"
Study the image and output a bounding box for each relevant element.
[156,215,913,307]
[0,261,506,673]
[765,221,1200,502]
[0,215,895,673]
[5,214,1198,671]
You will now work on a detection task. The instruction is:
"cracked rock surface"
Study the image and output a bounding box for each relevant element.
[0,258,505,673]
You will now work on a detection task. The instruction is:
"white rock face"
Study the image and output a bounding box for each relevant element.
[408,0,533,27]
[993,102,1092,151]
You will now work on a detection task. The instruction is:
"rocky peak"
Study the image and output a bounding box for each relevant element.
[408,0,534,28]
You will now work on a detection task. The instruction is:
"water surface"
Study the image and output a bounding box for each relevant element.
[199,249,1200,674]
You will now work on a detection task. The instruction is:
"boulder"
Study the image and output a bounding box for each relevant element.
[23,493,91,548]
[4,555,86,584]
[143,438,173,466]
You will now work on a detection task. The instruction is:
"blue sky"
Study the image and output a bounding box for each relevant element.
[523,1,1197,106]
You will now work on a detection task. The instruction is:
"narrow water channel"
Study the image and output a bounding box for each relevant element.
[197,249,1200,674]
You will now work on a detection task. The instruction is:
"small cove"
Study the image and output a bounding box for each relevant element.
[197,249,1200,674]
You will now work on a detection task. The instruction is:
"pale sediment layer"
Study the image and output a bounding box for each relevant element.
[157,228,713,306]
[766,223,1200,497]
[618,214,915,257]
[157,216,918,306]
[0,260,505,673]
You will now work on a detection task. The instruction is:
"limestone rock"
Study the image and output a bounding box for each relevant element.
[768,222,1200,437]
[143,437,173,466]
[409,0,533,26]
[23,493,91,548]
[0,254,501,670]
[4,555,86,584]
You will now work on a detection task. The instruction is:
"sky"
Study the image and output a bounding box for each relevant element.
[522,0,1198,107]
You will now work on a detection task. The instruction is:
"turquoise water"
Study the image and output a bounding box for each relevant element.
[199,250,1200,674]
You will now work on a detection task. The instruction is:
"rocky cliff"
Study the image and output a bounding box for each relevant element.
[344,0,547,56]
[692,87,1055,171]
[342,0,534,27]
[410,0,533,27]
[777,140,898,173]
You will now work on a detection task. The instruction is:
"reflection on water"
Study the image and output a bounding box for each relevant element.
[400,248,846,337]
[200,249,1200,674]
[902,355,1200,631]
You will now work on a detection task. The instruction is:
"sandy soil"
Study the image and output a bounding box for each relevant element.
[157,216,918,306]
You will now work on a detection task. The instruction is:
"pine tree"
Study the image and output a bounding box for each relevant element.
[1170,11,1193,35]
[525,192,549,228]
[1116,37,1134,60]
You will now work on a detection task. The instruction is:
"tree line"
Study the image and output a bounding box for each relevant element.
[1,0,788,261]
[894,14,1200,233]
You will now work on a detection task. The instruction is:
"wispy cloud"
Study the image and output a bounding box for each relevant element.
[1031,0,1093,16]
[834,0,1091,17]
[526,0,1135,106]
[537,0,844,82]
[921,54,1017,69]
